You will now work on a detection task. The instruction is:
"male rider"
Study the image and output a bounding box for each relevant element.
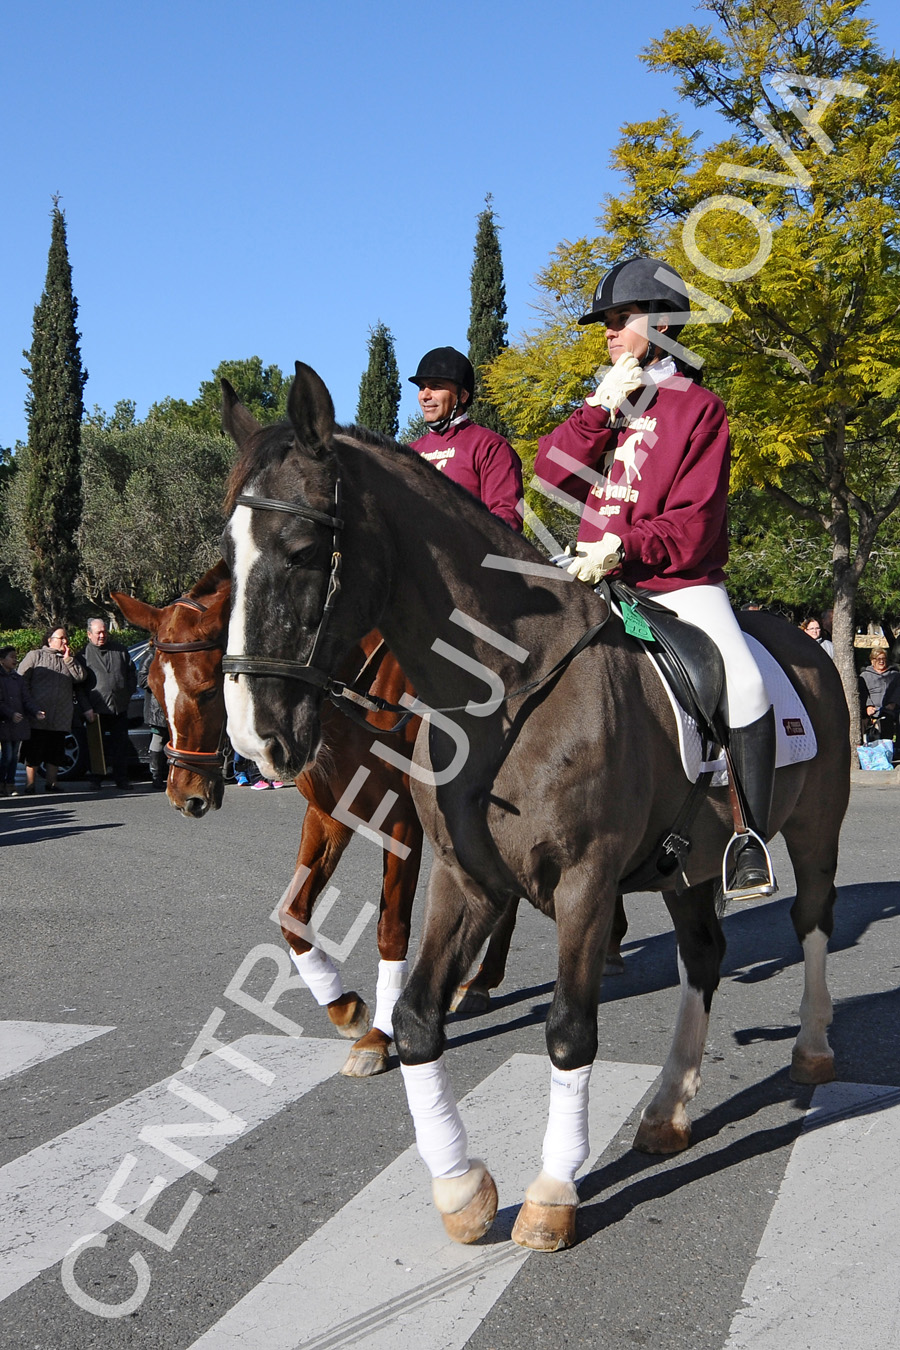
[408,346,524,532]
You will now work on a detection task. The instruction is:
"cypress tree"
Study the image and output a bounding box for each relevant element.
[467,194,508,435]
[356,322,401,438]
[22,199,87,622]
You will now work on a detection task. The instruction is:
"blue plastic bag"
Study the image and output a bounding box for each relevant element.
[857,741,894,771]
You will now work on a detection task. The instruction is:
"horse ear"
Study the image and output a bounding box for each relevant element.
[112,592,161,636]
[221,379,263,447]
[288,362,336,457]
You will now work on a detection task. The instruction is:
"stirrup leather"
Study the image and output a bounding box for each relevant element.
[722,828,777,901]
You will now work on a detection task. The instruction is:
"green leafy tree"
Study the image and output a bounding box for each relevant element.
[2,420,233,611]
[21,200,87,622]
[356,322,401,437]
[487,0,900,743]
[467,194,509,434]
[149,357,288,435]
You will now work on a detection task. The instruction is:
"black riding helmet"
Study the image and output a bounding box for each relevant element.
[578,257,690,327]
[408,346,475,399]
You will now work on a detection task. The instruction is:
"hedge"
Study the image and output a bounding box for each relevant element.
[0,628,147,662]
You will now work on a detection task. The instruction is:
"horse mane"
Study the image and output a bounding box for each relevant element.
[224,418,523,540]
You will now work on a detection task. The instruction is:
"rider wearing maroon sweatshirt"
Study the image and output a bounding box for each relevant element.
[408,347,524,532]
[534,257,775,902]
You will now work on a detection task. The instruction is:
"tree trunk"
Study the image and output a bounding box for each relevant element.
[831,568,860,749]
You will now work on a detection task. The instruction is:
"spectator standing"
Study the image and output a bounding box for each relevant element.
[800,617,834,658]
[0,646,44,796]
[137,645,169,790]
[81,618,137,790]
[18,627,89,794]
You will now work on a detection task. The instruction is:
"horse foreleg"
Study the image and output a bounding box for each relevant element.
[393,861,503,1244]
[633,882,725,1155]
[512,887,615,1252]
[279,804,370,1042]
[341,815,424,1079]
[450,896,519,1013]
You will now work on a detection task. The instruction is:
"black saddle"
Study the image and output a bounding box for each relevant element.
[607,580,725,745]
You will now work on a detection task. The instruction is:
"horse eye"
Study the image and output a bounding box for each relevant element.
[286,544,317,570]
[197,687,219,705]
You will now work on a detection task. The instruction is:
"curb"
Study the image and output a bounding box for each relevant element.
[850,768,900,788]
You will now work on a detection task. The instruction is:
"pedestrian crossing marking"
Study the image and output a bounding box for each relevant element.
[0,1020,114,1083]
[0,1035,348,1304]
[189,1055,660,1349]
[725,1081,900,1349]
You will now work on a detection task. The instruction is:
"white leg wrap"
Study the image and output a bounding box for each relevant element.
[541,1064,592,1184]
[400,1057,469,1179]
[371,959,408,1036]
[290,946,344,1006]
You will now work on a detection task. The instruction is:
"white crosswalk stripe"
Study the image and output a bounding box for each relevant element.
[725,1081,900,1349]
[189,1055,660,1350]
[0,1034,347,1304]
[0,1020,114,1082]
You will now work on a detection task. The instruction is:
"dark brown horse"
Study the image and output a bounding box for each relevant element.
[113,568,529,1076]
[219,363,850,1252]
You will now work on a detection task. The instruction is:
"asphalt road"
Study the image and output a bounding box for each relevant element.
[1,774,898,1349]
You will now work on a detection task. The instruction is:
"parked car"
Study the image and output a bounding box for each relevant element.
[40,642,153,781]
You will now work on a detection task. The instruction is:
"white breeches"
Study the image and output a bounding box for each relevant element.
[646,582,769,728]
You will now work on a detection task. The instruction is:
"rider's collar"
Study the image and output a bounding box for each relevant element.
[644,356,678,385]
[425,411,470,436]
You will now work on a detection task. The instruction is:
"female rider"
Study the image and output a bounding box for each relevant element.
[534,256,775,900]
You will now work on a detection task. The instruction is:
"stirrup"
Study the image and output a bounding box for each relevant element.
[722,828,777,901]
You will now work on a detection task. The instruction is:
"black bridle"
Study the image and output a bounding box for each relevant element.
[221,477,414,730]
[220,473,615,730]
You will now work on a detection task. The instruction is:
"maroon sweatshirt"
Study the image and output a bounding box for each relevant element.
[533,376,730,592]
[410,418,524,532]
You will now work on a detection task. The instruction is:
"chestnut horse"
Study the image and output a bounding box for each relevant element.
[113,567,531,1076]
[220,363,849,1251]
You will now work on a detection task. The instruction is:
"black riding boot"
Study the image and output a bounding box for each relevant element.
[725,707,777,900]
[149,750,168,791]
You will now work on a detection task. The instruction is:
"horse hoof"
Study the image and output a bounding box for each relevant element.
[449,984,491,1014]
[604,953,625,975]
[340,1029,391,1078]
[632,1116,691,1155]
[511,1199,576,1251]
[434,1164,498,1244]
[328,992,371,1041]
[790,1048,835,1085]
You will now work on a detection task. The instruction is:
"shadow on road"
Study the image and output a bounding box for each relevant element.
[0,806,124,845]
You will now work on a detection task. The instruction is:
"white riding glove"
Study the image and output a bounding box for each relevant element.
[585,353,643,414]
[567,533,624,584]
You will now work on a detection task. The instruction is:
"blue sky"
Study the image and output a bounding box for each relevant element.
[2,0,898,449]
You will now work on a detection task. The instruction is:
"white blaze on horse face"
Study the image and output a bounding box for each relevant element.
[161,660,181,749]
[223,504,268,761]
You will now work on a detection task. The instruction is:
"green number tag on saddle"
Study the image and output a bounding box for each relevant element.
[621,601,655,643]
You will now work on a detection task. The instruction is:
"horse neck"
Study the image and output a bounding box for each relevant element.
[342,442,596,712]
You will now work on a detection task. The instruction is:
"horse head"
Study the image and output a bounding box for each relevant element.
[220,363,391,781]
[113,564,231,817]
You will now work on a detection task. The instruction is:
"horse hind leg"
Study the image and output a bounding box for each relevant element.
[633,882,725,1155]
[782,819,839,1085]
[450,896,520,1013]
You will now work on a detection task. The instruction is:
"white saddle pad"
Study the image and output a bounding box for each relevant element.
[651,634,818,786]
